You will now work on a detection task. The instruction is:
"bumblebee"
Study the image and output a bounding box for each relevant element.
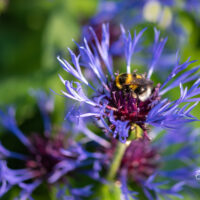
[115,73,153,101]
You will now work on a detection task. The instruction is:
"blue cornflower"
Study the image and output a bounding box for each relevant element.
[57,24,200,143]
[89,0,174,27]
[99,125,199,199]
[194,168,200,181]
[82,0,174,56]
[0,91,99,199]
[181,0,200,13]
[82,0,200,58]
[88,0,200,29]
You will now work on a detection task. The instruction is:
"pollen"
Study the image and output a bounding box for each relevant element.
[130,124,143,140]
[136,74,142,79]
[115,180,122,187]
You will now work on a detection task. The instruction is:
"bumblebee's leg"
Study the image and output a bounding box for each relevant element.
[123,85,131,94]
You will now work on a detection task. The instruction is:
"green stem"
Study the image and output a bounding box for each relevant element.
[107,142,127,181]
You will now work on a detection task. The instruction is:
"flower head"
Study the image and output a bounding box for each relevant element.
[82,0,200,60]
[82,0,173,57]
[0,91,97,199]
[91,0,174,28]
[97,124,200,200]
[58,24,200,143]
[120,139,160,182]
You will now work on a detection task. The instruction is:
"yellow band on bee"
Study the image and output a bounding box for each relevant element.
[129,84,138,90]
[115,75,123,89]
[136,74,142,79]
[125,74,133,85]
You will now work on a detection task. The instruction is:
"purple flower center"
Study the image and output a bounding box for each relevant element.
[26,134,75,179]
[120,139,160,181]
[105,81,161,134]
[103,138,160,182]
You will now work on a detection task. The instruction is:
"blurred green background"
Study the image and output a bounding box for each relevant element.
[0,0,98,123]
[1,0,200,200]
